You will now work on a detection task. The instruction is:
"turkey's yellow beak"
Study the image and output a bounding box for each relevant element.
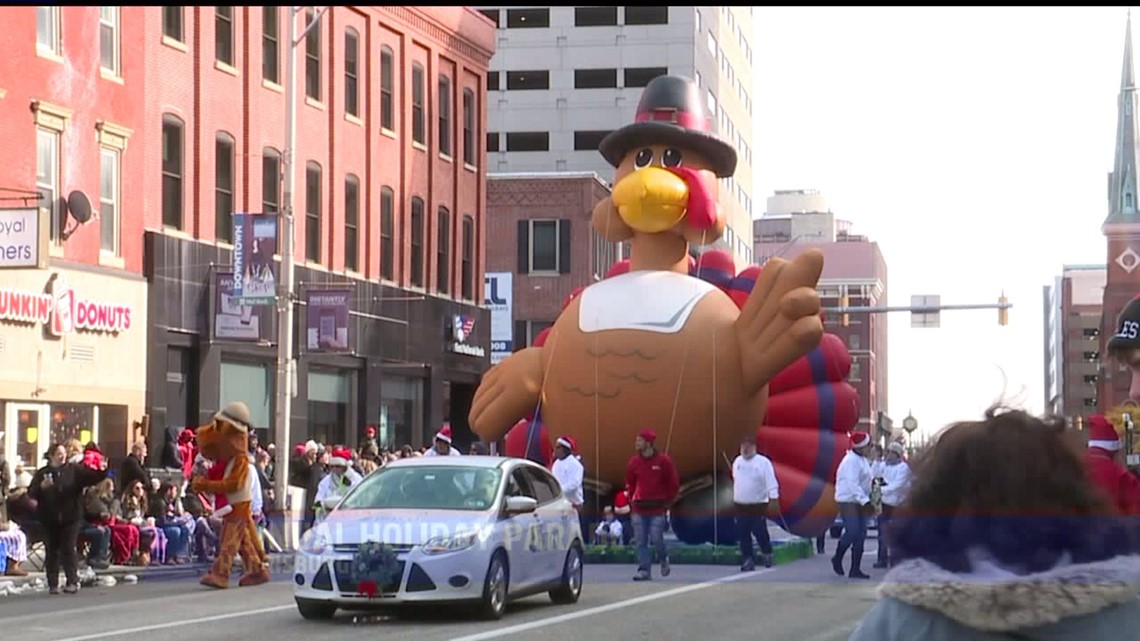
[611,166,688,233]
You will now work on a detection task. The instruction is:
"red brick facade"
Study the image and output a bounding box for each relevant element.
[1099,228,1140,410]
[485,174,617,346]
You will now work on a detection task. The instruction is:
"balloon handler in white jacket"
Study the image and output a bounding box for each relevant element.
[832,431,875,579]
[551,436,586,538]
[313,448,363,523]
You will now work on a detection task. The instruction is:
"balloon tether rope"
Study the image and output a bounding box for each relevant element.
[663,229,709,456]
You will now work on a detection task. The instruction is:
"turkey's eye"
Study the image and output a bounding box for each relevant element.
[634,148,654,169]
[662,148,683,168]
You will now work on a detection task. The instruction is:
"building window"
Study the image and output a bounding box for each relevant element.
[262,147,280,213]
[307,369,357,446]
[437,206,451,294]
[344,175,359,271]
[162,115,184,229]
[380,187,395,281]
[220,361,272,436]
[1083,327,1100,338]
[99,147,119,255]
[576,6,618,26]
[575,69,618,89]
[262,7,279,83]
[506,132,549,152]
[1083,351,1100,362]
[523,321,554,345]
[486,132,500,152]
[506,70,550,90]
[624,67,667,88]
[707,32,717,57]
[305,161,322,262]
[461,214,474,300]
[36,128,60,243]
[380,47,394,131]
[305,9,321,100]
[410,197,425,287]
[162,6,184,42]
[506,8,549,28]
[477,9,499,27]
[1084,398,1098,408]
[216,6,234,66]
[412,64,426,145]
[37,6,60,53]
[848,333,861,350]
[625,6,668,25]
[344,29,359,117]
[695,9,702,32]
[438,75,452,156]
[849,362,862,381]
[215,133,235,243]
[487,71,500,91]
[573,130,611,151]
[1084,374,1099,384]
[462,89,475,165]
[518,219,569,274]
[99,7,120,75]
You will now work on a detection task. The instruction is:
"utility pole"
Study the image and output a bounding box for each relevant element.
[275,5,327,550]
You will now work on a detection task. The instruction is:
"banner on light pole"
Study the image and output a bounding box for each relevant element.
[231,212,279,305]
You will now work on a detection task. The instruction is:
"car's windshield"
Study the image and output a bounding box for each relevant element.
[338,465,503,511]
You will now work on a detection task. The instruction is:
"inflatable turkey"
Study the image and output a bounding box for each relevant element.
[505,249,860,543]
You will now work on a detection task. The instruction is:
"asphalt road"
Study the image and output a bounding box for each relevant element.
[0,546,882,641]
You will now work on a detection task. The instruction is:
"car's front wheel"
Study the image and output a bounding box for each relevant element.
[478,551,509,620]
[549,543,583,604]
[295,597,337,620]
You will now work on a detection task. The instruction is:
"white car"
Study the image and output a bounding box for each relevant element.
[293,455,584,621]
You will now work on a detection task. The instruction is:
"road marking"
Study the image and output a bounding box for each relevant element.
[447,568,776,641]
[52,605,295,641]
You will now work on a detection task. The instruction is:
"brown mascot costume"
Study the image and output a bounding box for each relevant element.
[192,401,270,589]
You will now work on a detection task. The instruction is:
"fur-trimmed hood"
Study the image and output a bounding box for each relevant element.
[879,552,1140,633]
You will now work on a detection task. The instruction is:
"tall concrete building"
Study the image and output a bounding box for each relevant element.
[1043,266,1105,421]
[754,190,889,435]
[475,6,756,266]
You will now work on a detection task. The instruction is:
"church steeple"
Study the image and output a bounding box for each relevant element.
[1107,11,1140,226]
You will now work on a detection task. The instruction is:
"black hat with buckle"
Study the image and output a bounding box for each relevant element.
[598,74,738,178]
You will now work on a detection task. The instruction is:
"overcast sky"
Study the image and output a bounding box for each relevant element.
[752,7,1129,438]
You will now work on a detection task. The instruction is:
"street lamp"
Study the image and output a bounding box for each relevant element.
[274,5,328,550]
[902,411,918,434]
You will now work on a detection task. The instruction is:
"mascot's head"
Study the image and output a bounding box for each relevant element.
[196,401,251,461]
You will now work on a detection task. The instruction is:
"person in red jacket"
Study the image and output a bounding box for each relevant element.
[1084,415,1140,514]
[625,428,679,581]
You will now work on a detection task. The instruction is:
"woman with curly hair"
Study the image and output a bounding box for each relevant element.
[849,408,1140,640]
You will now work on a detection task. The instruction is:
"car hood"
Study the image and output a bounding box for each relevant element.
[322,509,496,546]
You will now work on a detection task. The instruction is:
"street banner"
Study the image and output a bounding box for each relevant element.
[484,272,513,364]
[305,288,351,352]
[214,271,263,342]
[231,212,278,304]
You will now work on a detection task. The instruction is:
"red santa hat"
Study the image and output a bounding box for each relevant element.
[1087,415,1121,451]
[638,428,657,443]
[365,425,376,436]
[435,424,453,444]
[849,431,871,449]
[555,435,577,451]
[328,447,353,467]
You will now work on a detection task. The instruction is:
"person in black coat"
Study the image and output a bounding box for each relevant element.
[118,441,150,496]
[29,443,107,594]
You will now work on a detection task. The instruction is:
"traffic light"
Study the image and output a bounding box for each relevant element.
[841,293,850,327]
[998,292,1009,326]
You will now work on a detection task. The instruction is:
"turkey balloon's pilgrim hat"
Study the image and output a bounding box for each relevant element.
[599,74,738,179]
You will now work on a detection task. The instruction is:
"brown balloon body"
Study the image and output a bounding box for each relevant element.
[540,286,767,486]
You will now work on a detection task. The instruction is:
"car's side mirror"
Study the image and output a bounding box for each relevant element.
[504,495,538,514]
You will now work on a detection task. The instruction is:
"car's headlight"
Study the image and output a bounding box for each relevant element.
[300,527,329,555]
[422,530,483,555]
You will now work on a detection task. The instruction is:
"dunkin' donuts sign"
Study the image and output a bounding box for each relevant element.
[0,278,132,335]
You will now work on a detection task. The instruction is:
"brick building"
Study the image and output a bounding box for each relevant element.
[754,190,889,437]
[0,6,150,471]
[0,6,497,462]
[1043,266,1105,422]
[484,172,617,350]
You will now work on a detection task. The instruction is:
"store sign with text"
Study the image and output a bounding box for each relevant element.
[0,277,132,335]
[0,208,41,268]
[449,314,486,358]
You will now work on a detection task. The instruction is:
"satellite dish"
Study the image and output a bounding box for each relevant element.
[66,191,93,224]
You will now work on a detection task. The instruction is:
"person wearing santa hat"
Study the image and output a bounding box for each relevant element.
[424,424,462,457]
[832,431,874,579]
[313,447,363,522]
[1084,414,1140,515]
[625,428,679,581]
[358,426,380,462]
[873,441,911,569]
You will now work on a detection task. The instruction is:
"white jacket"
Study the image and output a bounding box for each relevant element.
[424,446,461,457]
[551,454,584,506]
[834,450,873,505]
[314,468,364,506]
[731,454,780,504]
[879,461,912,507]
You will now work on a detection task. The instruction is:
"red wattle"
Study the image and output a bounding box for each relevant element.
[668,166,716,230]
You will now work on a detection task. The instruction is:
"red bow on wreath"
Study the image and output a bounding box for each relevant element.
[358,580,379,599]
